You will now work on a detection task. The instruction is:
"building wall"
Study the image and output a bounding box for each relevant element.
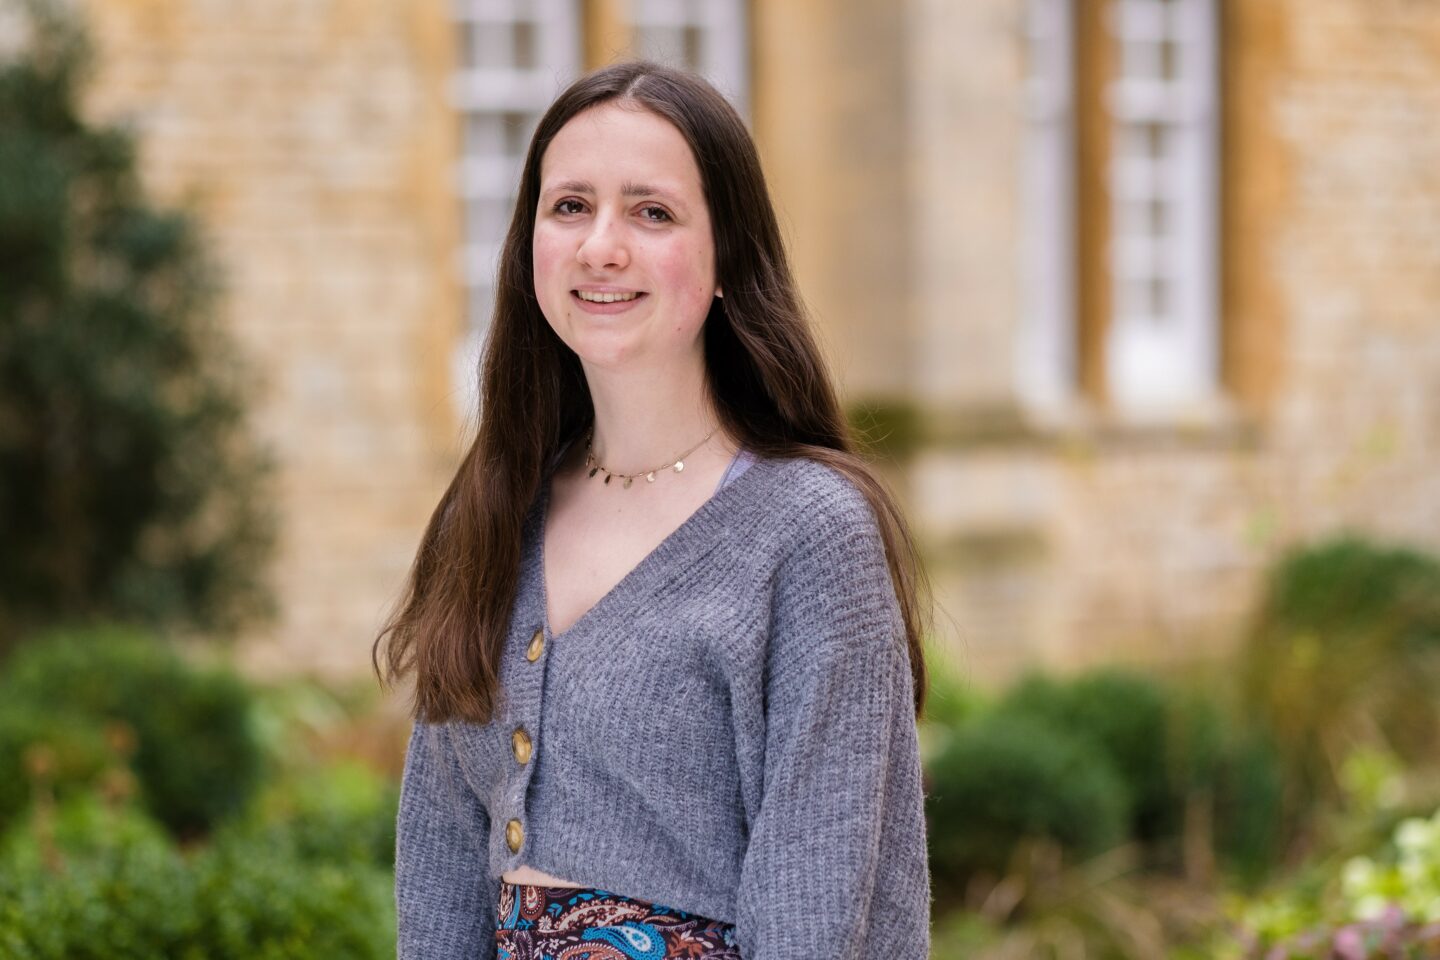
[78,0,462,677]
[1042,0,1440,672]
[64,0,1440,685]
[903,0,1027,408]
[751,0,913,399]
[900,0,1440,683]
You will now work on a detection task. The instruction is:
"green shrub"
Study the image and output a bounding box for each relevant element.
[919,656,987,769]
[943,669,1287,884]
[0,627,264,837]
[0,705,110,830]
[922,654,984,731]
[0,793,396,959]
[193,833,395,960]
[925,713,1128,891]
[1240,535,1440,807]
[1157,684,1286,883]
[997,669,1174,843]
[0,0,274,646]
[220,760,398,870]
[0,797,196,960]
[1212,724,1286,883]
[194,762,399,958]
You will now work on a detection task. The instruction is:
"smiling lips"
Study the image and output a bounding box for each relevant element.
[575,290,643,303]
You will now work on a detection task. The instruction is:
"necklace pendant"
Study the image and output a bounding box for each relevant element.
[674,460,685,473]
[646,472,655,483]
[588,467,598,479]
[623,477,633,489]
[603,473,612,485]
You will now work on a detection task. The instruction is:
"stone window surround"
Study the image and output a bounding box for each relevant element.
[1020,0,1223,425]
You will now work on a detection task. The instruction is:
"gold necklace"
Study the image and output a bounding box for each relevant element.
[584,428,717,489]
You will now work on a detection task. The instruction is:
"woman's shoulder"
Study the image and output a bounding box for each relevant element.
[747,454,884,548]
[762,454,875,512]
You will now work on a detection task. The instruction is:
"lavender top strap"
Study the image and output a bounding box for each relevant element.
[714,448,758,493]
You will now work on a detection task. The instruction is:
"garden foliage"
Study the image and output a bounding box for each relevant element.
[923,534,1440,958]
[1221,807,1440,958]
[926,664,1286,903]
[0,627,264,838]
[925,711,1129,890]
[1241,535,1440,809]
[0,0,273,649]
[0,793,396,960]
[0,625,400,956]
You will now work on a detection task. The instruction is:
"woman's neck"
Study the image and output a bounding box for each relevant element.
[581,356,727,473]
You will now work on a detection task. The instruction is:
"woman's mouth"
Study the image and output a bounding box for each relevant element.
[572,290,647,313]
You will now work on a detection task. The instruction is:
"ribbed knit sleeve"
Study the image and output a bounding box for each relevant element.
[395,721,498,959]
[734,485,932,960]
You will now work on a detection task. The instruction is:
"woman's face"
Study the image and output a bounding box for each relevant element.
[532,101,719,372]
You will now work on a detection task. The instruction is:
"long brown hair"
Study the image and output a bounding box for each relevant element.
[374,60,930,723]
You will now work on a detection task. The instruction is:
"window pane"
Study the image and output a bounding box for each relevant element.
[466,197,513,244]
[471,21,516,68]
[513,20,537,70]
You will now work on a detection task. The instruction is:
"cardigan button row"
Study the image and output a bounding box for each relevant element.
[507,627,543,855]
[507,628,547,855]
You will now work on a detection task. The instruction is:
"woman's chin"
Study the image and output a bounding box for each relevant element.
[566,336,640,371]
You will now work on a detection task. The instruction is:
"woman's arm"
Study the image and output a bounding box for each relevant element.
[735,487,931,960]
[395,720,498,959]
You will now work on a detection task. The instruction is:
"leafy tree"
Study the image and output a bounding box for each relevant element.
[0,0,274,648]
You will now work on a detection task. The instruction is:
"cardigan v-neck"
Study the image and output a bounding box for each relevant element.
[536,446,763,643]
[396,453,931,960]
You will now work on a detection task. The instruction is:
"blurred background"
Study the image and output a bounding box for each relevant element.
[2,0,1438,957]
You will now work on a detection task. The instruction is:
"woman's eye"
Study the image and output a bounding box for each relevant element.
[639,205,672,223]
[554,199,586,215]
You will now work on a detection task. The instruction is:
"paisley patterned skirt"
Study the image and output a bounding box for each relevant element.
[495,882,742,960]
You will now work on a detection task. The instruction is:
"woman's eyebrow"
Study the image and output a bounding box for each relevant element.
[544,179,595,197]
[620,181,683,204]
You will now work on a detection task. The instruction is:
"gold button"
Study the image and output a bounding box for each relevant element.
[525,629,545,662]
[511,727,532,765]
[505,818,524,853]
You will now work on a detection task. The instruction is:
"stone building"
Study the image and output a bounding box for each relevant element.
[58,0,1440,683]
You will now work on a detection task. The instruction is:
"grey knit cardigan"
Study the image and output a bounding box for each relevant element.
[395,455,931,959]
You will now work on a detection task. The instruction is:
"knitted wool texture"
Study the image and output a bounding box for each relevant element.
[395,455,931,959]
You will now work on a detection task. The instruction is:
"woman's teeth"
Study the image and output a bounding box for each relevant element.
[576,291,639,303]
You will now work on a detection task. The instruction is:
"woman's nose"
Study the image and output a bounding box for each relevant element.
[575,213,629,271]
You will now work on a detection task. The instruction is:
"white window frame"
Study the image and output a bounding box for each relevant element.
[450,0,582,412]
[1103,0,1220,415]
[1018,0,1079,419]
[630,0,749,117]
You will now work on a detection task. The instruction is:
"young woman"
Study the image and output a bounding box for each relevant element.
[376,60,932,960]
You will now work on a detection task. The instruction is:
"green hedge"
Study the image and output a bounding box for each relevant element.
[996,669,1174,843]
[924,667,1287,890]
[1241,535,1440,806]
[218,760,398,870]
[0,627,264,838]
[926,713,1128,890]
[0,707,110,828]
[0,794,395,959]
[0,800,193,960]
